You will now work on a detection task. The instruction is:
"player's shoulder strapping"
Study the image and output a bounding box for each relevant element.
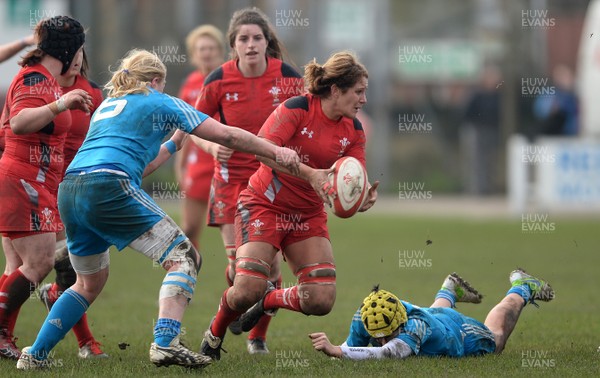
[284,96,309,111]
[22,71,48,86]
[353,118,364,131]
[204,67,224,86]
[280,62,302,78]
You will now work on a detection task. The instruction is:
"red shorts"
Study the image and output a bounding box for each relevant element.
[0,175,63,235]
[235,187,329,251]
[183,148,213,201]
[208,179,247,226]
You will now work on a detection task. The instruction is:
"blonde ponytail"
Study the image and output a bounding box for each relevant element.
[105,49,167,98]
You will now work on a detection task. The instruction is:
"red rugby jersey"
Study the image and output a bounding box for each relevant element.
[179,70,205,106]
[179,70,214,178]
[250,94,367,212]
[61,75,103,172]
[195,57,303,183]
[0,64,72,192]
[0,127,5,156]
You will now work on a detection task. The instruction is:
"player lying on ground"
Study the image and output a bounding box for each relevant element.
[16,48,300,370]
[310,269,554,359]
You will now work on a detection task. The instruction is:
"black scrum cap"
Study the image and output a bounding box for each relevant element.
[38,16,85,75]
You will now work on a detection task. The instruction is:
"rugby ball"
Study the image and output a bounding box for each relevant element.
[328,156,368,218]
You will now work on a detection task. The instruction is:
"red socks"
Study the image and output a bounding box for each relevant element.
[211,288,242,338]
[263,285,303,313]
[0,270,33,333]
[247,276,282,341]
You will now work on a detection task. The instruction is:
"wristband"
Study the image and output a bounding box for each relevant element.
[56,97,67,112]
[164,140,177,154]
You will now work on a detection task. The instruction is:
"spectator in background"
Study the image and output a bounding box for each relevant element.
[0,35,35,63]
[462,65,502,196]
[533,64,578,136]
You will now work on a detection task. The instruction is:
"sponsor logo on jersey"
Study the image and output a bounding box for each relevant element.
[225,92,239,101]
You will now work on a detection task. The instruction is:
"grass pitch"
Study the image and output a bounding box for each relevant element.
[1,204,599,377]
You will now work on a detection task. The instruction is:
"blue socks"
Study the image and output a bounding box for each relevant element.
[30,289,89,360]
[435,289,456,308]
[153,318,181,347]
[507,284,532,305]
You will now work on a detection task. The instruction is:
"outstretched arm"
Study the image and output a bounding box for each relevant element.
[0,35,34,63]
[256,151,335,207]
[309,333,343,358]
[191,117,300,175]
[189,136,233,164]
[309,332,414,360]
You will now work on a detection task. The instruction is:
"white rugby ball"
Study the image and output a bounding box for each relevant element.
[328,156,368,218]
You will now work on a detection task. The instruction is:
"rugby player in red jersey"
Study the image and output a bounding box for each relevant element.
[194,7,303,354]
[200,51,379,361]
[35,47,107,359]
[175,25,225,252]
[0,16,92,359]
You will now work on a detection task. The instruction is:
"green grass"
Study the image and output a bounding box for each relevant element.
[1,206,599,377]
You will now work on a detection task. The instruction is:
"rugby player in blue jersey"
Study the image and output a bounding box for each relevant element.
[310,269,553,359]
[16,48,300,370]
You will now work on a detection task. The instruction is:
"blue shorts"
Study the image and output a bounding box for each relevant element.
[420,307,496,357]
[58,172,165,256]
[460,315,496,356]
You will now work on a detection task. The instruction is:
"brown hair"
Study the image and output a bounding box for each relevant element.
[304,51,368,98]
[227,7,282,60]
[19,21,47,67]
[105,49,166,98]
[80,48,89,78]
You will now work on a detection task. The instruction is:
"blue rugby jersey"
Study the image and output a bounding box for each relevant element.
[67,88,208,185]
